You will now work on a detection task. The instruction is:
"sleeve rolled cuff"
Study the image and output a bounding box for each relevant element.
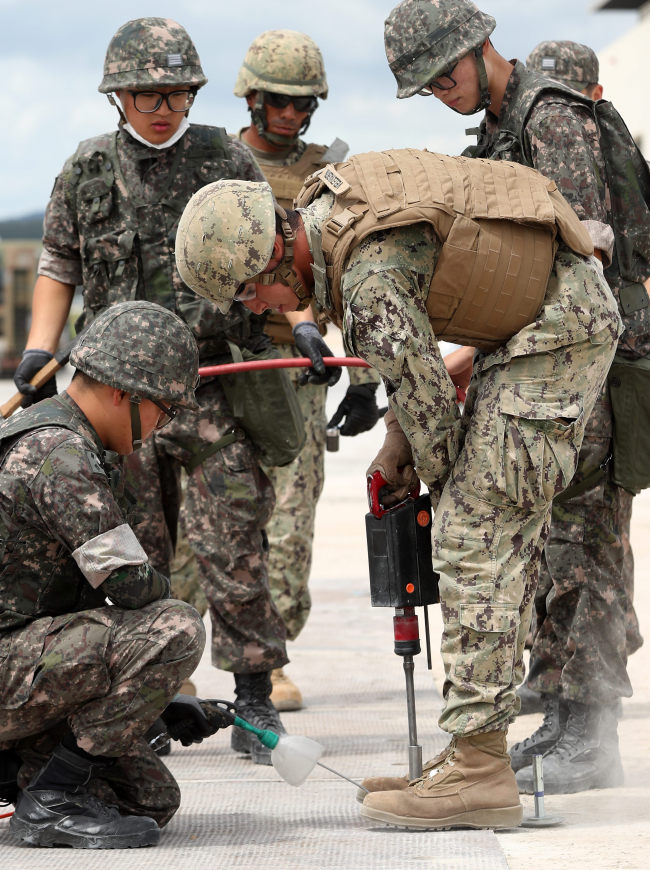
[581,220,614,269]
[72,523,149,589]
[38,249,83,286]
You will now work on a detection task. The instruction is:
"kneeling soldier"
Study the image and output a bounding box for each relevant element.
[0,301,226,848]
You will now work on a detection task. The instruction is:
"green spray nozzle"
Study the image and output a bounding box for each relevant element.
[233,715,280,749]
[198,699,364,791]
[198,699,279,748]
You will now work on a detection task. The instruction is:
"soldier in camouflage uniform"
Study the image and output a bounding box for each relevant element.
[383,0,650,795]
[12,17,297,765]
[174,154,621,830]
[0,301,230,848]
[234,29,381,710]
[524,40,644,685]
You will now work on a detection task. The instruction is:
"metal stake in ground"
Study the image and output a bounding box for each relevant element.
[521,754,564,827]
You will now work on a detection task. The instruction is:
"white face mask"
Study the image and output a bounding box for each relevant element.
[123,116,190,150]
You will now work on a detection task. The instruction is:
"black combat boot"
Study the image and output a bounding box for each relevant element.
[231,672,286,765]
[10,743,160,849]
[516,700,624,794]
[510,694,568,771]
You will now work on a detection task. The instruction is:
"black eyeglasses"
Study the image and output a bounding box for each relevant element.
[151,398,180,430]
[417,63,458,95]
[127,90,196,113]
[262,91,318,113]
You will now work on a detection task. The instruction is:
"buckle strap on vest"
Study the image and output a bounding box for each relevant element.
[324,207,363,238]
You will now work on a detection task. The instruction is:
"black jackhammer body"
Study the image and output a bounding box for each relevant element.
[365,472,440,780]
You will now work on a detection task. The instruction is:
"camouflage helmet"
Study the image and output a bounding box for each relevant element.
[526,41,599,93]
[233,30,328,99]
[384,0,495,99]
[176,180,276,314]
[98,18,207,94]
[70,301,199,411]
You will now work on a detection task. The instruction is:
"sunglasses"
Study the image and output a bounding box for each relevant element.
[235,284,258,303]
[262,91,318,113]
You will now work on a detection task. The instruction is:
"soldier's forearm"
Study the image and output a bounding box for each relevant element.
[25,275,75,353]
[285,306,317,328]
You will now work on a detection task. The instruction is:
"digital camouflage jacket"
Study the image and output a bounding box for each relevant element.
[39,126,266,360]
[0,394,169,632]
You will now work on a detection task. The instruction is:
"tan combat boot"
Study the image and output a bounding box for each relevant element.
[356,741,455,803]
[270,668,303,712]
[360,730,522,830]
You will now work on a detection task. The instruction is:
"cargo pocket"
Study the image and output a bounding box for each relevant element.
[77,176,114,224]
[454,604,518,687]
[494,385,583,510]
[82,230,139,310]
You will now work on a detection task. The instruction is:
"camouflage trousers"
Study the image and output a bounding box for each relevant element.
[431,335,616,735]
[170,501,208,616]
[346,252,618,736]
[0,599,204,825]
[126,376,288,674]
[263,343,328,641]
[528,382,642,705]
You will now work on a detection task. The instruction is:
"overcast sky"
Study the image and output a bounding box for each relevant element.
[0,0,639,220]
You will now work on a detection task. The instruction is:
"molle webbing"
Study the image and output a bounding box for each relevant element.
[296,149,593,349]
[261,144,329,344]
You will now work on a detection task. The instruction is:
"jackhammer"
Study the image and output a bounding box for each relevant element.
[365,471,440,780]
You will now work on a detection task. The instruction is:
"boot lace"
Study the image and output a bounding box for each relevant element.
[515,696,559,752]
[237,700,285,733]
[546,706,591,761]
[411,739,458,787]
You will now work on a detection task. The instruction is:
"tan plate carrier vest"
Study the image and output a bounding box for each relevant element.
[295,149,593,350]
[261,143,330,345]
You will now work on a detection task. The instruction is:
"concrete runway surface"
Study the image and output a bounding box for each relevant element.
[0,340,648,868]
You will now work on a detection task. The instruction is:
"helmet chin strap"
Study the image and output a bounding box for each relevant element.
[107,93,128,125]
[129,396,143,452]
[250,203,312,311]
[448,46,492,116]
[250,93,315,147]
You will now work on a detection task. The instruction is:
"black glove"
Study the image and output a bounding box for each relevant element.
[160,694,231,746]
[327,384,381,436]
[14,349,57,408]
[292,322,342,387]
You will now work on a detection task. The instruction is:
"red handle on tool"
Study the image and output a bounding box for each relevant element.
[198,357,368,377]
[367,470,420,520]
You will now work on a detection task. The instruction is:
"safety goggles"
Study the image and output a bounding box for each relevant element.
[417,63,458,95]
[127,89,196,113]
[235,284,258,303]
[262,91,318,113]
